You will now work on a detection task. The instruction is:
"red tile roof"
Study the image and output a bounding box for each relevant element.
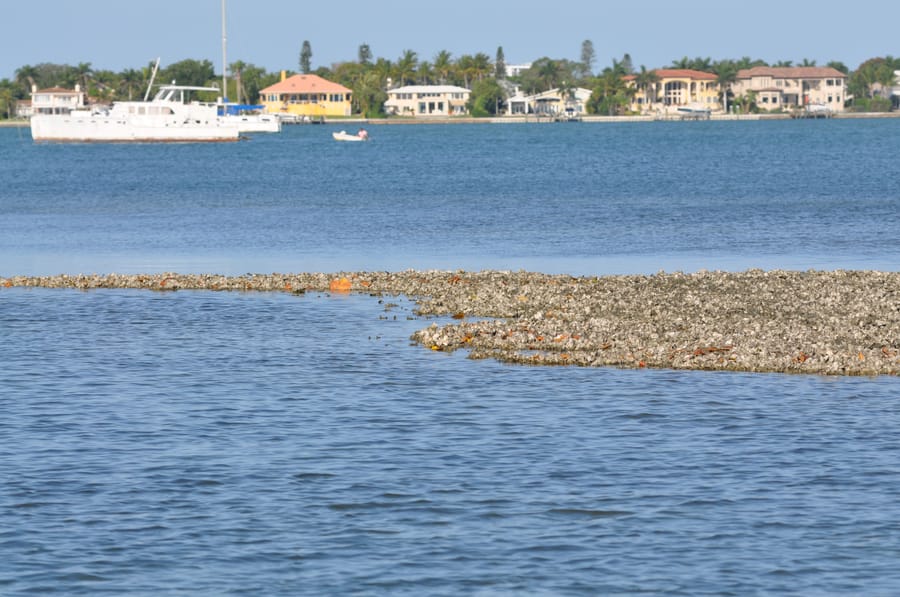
[737,66,847,79]
[651,69,718,80]
[260,74,350,94]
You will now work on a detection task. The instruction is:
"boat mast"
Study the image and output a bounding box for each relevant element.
[221,0,228,101]
[144,57,160,101]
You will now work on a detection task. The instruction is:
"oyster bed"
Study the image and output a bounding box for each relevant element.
[3,269,899,376]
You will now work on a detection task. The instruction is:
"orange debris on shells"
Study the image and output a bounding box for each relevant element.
[329,277,352,292]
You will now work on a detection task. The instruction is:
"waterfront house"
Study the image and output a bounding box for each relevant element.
[384,85,471,116]
[625,69,719,114]
[15,99,33,118]
[258,73,352,118]
[731,66,847,112]
[507,87,592,117]
[30,84,86,115]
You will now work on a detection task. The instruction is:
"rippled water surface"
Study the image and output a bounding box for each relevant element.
[2,121,900,594]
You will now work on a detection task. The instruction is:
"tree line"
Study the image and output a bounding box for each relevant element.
[2,40,899,119]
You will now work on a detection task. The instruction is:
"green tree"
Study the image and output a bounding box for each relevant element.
[467,78,505,116]
[74,62,93,93]
[160,59,216,87]
[634,65,660,109]
[299,40,313,73]
[394,49,418,86]
[713,60,738,112]
[0,80,17,119]
[15,64,38,91]
[118,68,143,100]
[827,61,850,75]
[520,57,576,93]
[358,43,372,65]
[416,61,434,85]
[469,52,493,83]
[495,46,506,79]
[355,70,386,117]
[228,60,246,103]
[434,50,453,84]
[579,40,595,79]
[589,65,629,115]
[456,54,478,87]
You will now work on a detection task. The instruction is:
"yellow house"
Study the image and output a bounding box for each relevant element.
[259,73,352,118]
[625,69,720,114]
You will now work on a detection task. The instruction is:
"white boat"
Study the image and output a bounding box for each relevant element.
[220,107,282,133]
[676,103,712,119]
[332,130,368,142]
[30,84,241,143]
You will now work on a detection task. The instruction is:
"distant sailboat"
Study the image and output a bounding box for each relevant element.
[218,0,281,133]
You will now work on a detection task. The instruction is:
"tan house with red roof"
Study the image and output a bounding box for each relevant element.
[259,73,352,118]
[731,66,847,113]
[625,69,719,114]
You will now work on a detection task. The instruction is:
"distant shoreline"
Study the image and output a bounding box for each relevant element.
[4,111,900,129]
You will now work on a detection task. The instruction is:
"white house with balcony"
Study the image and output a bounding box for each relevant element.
[30,84,86,115]
[384,85,471,116]
[507,87,592,117]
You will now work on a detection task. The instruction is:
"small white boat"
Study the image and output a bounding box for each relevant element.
[676,103,712,119]
[332,130,368,142]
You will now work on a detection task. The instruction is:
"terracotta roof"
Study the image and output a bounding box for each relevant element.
[737,66,846,79]
[652,69,717,80]
[260,74,350,94]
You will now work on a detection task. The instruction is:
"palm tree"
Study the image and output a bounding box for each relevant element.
[634,65,660,111]
[229,60,247,103]
[456,54,476,88]
[470,53,493,83]
[355,70,386,117]
[15,65,38,92]
[416,61,434,85]
[117,69,142,100]
[713,61,738,112]
[433,50,453,84]
[74,62,93,94]
[535,58,563,91]
[0,82,16,119]
[394,50,418,86]
[670,56,691,69]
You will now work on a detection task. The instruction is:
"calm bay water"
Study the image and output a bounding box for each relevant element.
[2,120,900,595]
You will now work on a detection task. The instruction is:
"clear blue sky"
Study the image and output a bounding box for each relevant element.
[3,0,898,80]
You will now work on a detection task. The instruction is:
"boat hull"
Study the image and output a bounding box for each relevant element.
[30,114,241,143]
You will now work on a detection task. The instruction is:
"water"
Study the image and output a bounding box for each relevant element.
[2,120,900,595]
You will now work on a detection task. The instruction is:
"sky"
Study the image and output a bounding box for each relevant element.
[3,0,899,81]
